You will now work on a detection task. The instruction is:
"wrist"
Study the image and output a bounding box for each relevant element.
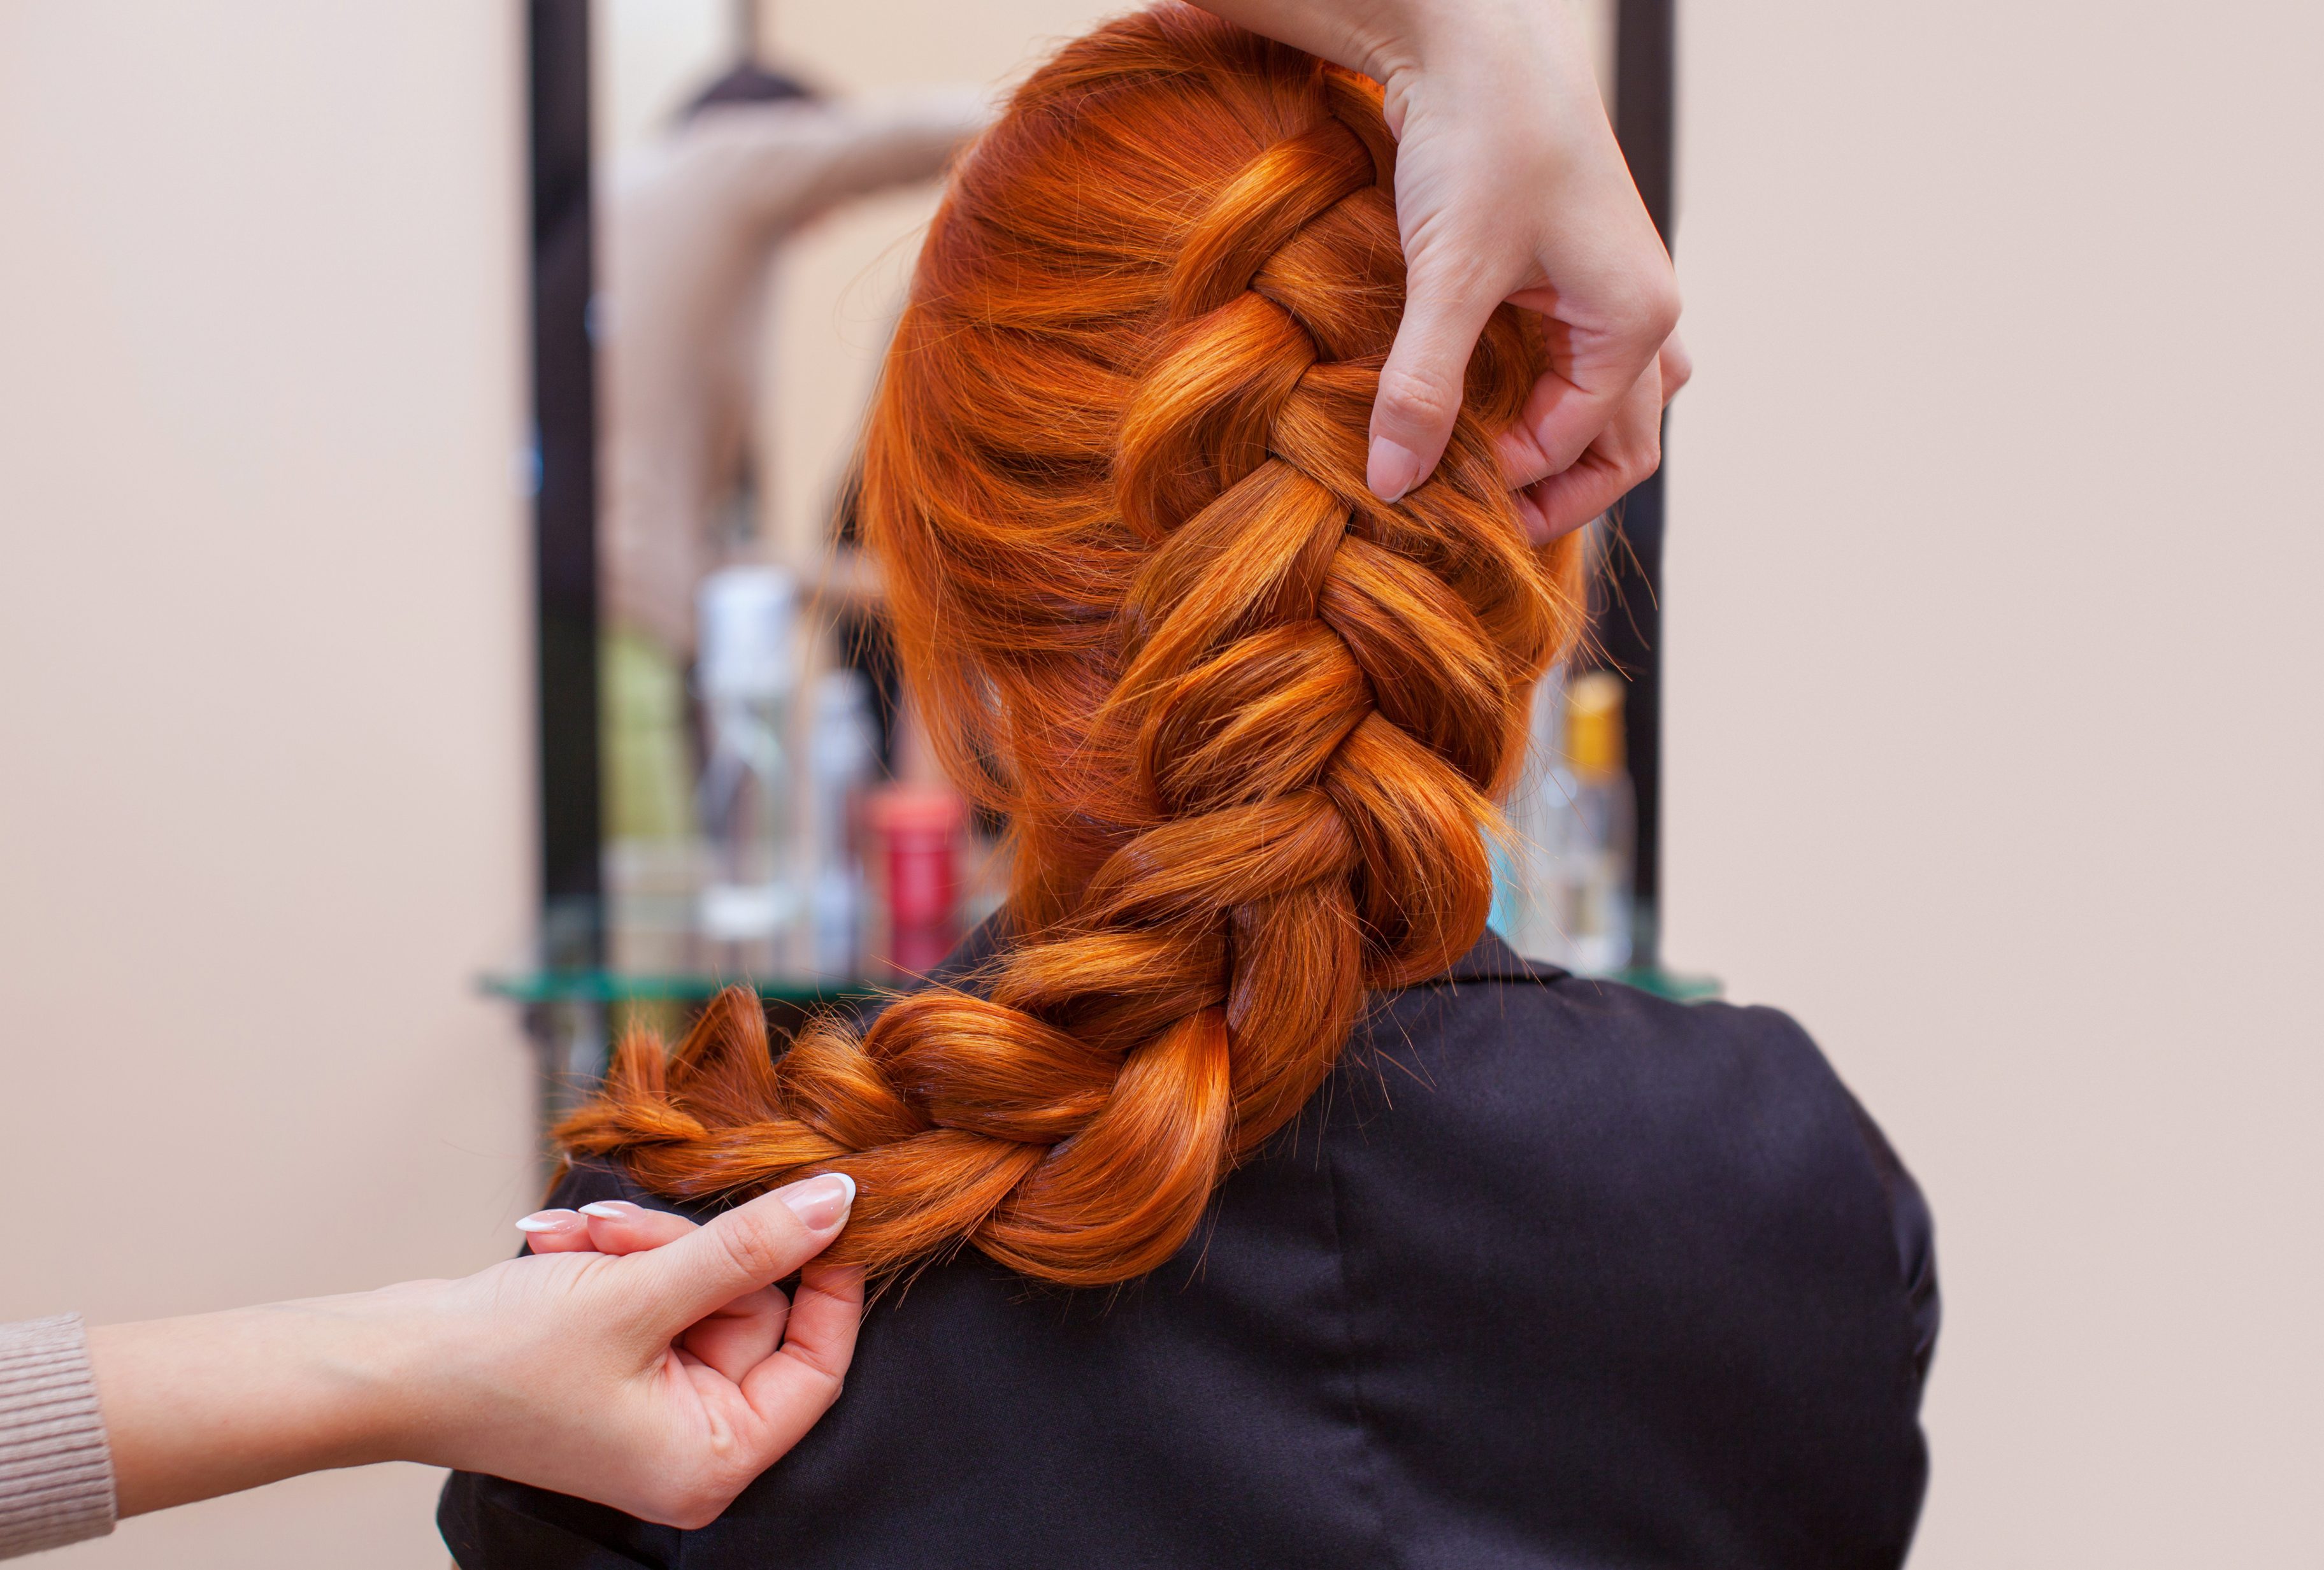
[201,1295,420,1474]
[322,1279,482,1471]
[1321,0,1430,87]
[1371,4,1610,153]
[1347,0,1456,85]
[88,1294,419,1516]
[1189,0,1427,85]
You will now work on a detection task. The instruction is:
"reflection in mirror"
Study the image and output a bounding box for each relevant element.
[587,0,987,991]
[511,0,1646,1052]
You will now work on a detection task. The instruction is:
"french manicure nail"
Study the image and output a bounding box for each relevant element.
[1367,436,1423,503]
[778,1173,856,1233]
[577,1201,635,1220]
[515,1210,579,1232]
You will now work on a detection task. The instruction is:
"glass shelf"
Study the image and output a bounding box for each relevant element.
[482,965,1720,1008]
[1610,966,1723,1003]
[481,970,877,1007]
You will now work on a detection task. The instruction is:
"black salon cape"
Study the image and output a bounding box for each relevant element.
[441,927,1937,1569]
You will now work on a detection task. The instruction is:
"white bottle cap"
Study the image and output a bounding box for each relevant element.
[696,566,797,699]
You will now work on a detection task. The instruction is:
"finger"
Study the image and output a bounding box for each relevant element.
[680,1285,791,1385]
[1499,327,1689,497]
[733,1262,866,1459]
[1658,331,1693,404]
[512,1210,594,1253]
[1495,357,1628,494]
[1369,250,1505,503]
[637,1173,855,1329]
[573,1200,788,1378]
[1512,359,1665,544]
[575,1199,701,1255]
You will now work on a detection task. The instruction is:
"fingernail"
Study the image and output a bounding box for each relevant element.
[515,1210,580,1232]
[1367,436,1423,503]
[777,1173,856,1234]
[577,1201,636,1220]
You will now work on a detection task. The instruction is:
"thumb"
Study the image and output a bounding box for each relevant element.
[635,1173,856,1331]
[1369,249,1503,503]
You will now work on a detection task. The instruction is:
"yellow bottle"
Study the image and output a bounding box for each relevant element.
[1565,671,1627,778]
[1557,671,1636,974]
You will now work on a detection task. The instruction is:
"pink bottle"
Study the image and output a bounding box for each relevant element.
[865,787,968,980]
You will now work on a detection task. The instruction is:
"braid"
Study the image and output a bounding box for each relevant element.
[559,4,1586,1288]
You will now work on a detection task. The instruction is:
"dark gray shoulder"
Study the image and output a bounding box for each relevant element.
[1502,976,1940,1393]
[1307,972,1933,1562]
[1353,970,1931,1309]
[1346,967,1876,1183]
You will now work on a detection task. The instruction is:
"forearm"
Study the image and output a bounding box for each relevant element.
[32,1185,857,1533]
[85,1292,431,1517]
[676,89,990,238]
[786,89,992,217]
[1187,0,1414,78]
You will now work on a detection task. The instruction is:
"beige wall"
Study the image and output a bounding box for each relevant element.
[1666,1,2323,1565]
[0,3,537,1565]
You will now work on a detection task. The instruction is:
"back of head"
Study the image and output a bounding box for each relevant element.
[563,4,1587,1287]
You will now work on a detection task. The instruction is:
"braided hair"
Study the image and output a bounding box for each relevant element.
[560,4,1588,1288]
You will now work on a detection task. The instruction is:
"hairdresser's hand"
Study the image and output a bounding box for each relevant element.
[1509,331,1690,546]
[516,1195,804,1385]
[410,1173,863,1525]
[1193,0,1684,535]
[87,1174,864,1530]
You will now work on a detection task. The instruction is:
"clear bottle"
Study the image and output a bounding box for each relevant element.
[801,668,879,980]
[694,566,800,976]
[1493,666,1574,966]
[1556,671,1635,975]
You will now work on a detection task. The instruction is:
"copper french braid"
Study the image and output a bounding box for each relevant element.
[557,6,1587,1288]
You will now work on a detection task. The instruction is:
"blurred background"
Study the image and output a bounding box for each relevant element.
[0,0,2316,1565]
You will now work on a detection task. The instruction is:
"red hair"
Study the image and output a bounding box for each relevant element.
[559,5,1586,1287]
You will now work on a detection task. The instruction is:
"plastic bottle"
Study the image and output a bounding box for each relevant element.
[694,566,800,976]
[1556,671,1636,974]
[865,785,967,981]
[802,669,879,980]
[1492,666,1574,966]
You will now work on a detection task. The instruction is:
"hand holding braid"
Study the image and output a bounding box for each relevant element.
[559,6,1587,1289]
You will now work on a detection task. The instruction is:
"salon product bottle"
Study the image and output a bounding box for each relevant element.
[1491,667,1575,966]
[694,566,800,975]
[865,785,967,981]
[1557,671,1635,974]
[803,669,879,980]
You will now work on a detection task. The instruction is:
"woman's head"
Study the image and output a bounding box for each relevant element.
[562,4,1586,1286]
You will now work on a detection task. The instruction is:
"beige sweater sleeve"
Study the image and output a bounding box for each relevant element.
[0,1317,115,1559]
